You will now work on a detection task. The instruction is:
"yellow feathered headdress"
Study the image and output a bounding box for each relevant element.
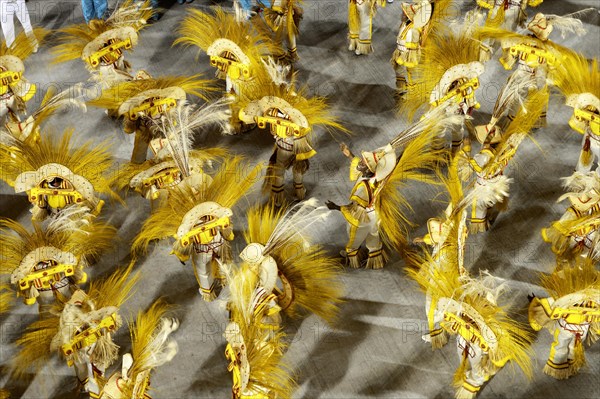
[553,53,599,100]
[242,199,344,323]
[175,6,282,63]
[226,263,296,399]
[0,128,119,201]
[132,156,262,255]
[401,28,483,119]
[52,0,154,65]
[88,75,216,113]
[0,212,116,304]
[10,263,139,379]
[0,282,13,315]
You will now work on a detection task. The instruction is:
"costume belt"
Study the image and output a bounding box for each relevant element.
[194,238,224,254]
[276,138,294,151]
[457,336,477,358]
[559,318,590,335]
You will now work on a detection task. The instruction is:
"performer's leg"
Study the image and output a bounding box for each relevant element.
[271,147,293,207]
[424,292,448,349]
[81,0,95,24]
[345,222,370,269]
[451,124,465,155]
[544,326,573,379]
[192,251,219,302]
[356,1,373,55]
[131,131,149,164]
[348,0,360,51]
[93,0,108,20]
[365,214,384,269]
[469,195,489,234]
[292,159,308,200]
[395,64,408,94]
[457,346,487,399]
[0,0,17,47]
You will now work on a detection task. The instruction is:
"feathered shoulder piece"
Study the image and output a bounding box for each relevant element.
[52,0,154,64]
[401,28,483,119]
[0,128,118,200]
[0,28,49,60]
[132,156,262,255]
[552,52,599,100]
[0,211,116,305]
[88,75,216,113]
[102,300,178,399]
[241,199,344,322]
[225,263,296,399]
[376,128,446,254]
[0,282,13,314]
[175,7,281,62]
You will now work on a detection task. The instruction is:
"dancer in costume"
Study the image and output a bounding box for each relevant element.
[1,29,48,128]
[529,259,599,380]
[459,89,548,233]
[99,301,179,399]
[113,100,230,208]
[392,0,455,95]
[327,107,458,268]
[553,53,600,174]
[225,264,296,398]
[133,157,262,302]
[402,28,484,153]
[236,72,344,206]
[89,75,214,164]
[176,6,281,97]
[408,259,532,399]
[0,129,119,220]
[53,0,154,87]
[0,209,115,313]
[542,171,600,263]
[480,13,586,129]
[239,199,344,322]
[257,0,303,62]
[348,0,386,56]
[11,265,138,398]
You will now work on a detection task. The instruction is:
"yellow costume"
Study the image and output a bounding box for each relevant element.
[237,72,344,206]
[348,0,386,55]
[52,0,154,87]
[460,89,548,233]
[408,250,532,399]
[99,301,179,399]
[0,129,119,221]
[1,29,48,129]
[529,259,600,379]
[553,53,600,174]
[258,0,304,62]
[133,157,262,301]
[241,199,344,322]
[0,212,115,313]
[402,28,484,153]
[11,265,139,397]
[542,171,600,262]
[89,76,215,164]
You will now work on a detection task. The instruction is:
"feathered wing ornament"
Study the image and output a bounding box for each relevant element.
[132,156,262,255]
[226,263,296,399]
[552,53,599,99]
[0,282,13,314]
[243,199,344,322]
[100,300,179,399]
[377,128,446,255]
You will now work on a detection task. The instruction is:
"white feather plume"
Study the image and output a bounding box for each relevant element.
[545,14,587,38]
[461,175,511,210]
[262,57,292,88]
[262,198,330,256]
[391,104,464,149]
